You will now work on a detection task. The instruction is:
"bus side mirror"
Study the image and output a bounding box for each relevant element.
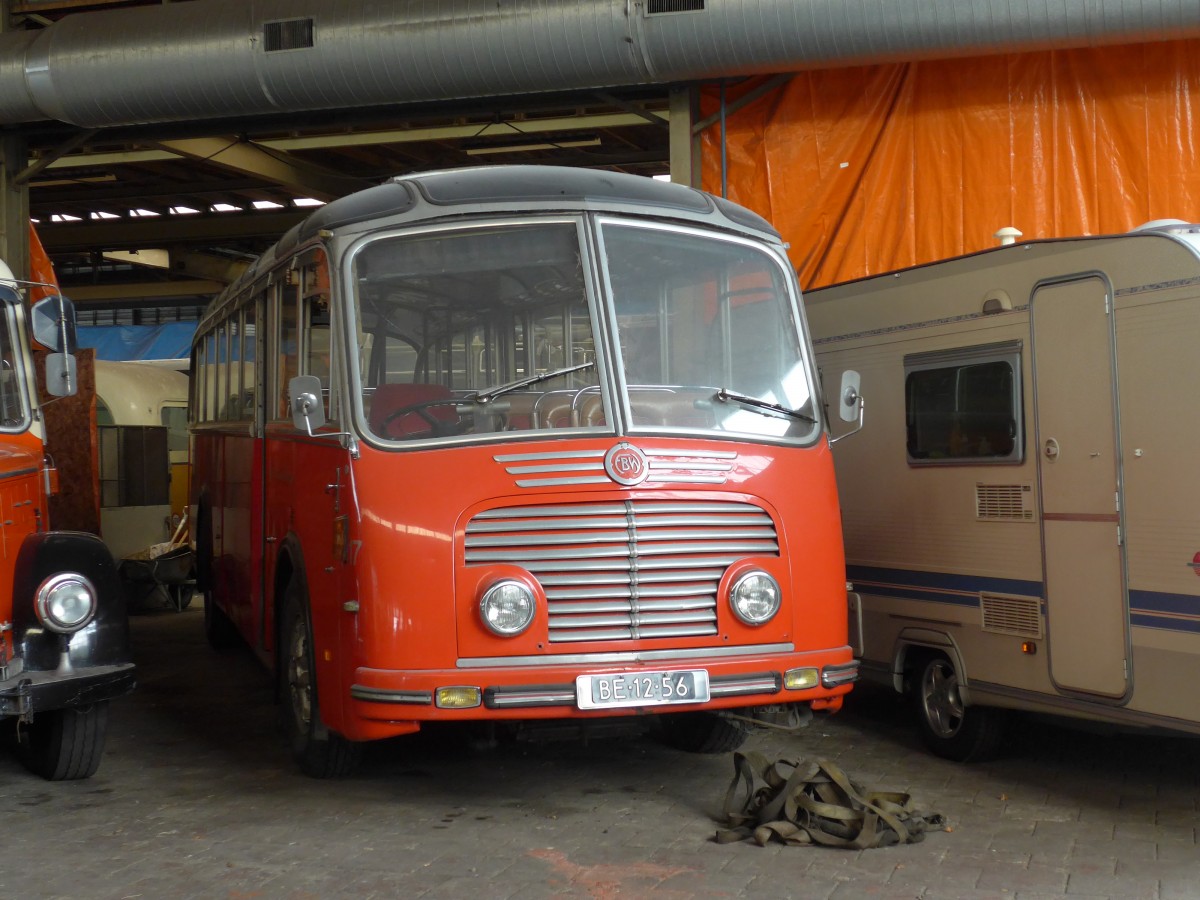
[829,369,864,445]
[31,294,77,353]
[838,370,862,423]
[44,352,78,398]
[289,375,326,434]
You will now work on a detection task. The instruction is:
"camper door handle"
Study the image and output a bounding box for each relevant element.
[1043,438,1060,460]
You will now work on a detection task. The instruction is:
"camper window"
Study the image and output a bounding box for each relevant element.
[904,342,1023,465]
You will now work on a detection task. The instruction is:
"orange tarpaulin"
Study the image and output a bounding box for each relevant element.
[701,40,1200,290]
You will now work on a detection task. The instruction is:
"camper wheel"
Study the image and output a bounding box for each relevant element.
[910,653,1005,762]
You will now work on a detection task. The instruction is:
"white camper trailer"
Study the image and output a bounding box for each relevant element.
[807,221,1200,760]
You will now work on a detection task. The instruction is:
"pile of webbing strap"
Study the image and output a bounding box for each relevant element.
[715,751,947,849]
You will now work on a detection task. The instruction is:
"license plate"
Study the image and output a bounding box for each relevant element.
[576,669,710,710]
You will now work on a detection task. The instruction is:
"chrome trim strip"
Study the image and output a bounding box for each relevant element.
[647,474,729,484]
[467,527,773,548]
[546,594,715,608]
[0,467,39,481]
[457,642,795,669]
[505,462,606,474]
[485,688,577,709]
[821,661,860,688]
[643,448,739,460]
[710,675,781,696]
[473,503,628,518]
[522,556,740,573]
[468,513,767,531]
[648,460,732,471]
[350,686,433,705]
[493,450,605,463]
[515,476,611,487]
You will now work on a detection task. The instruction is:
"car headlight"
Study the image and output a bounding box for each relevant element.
[729,570,781,626]
[35,572,98,634]
[479,580,536,636]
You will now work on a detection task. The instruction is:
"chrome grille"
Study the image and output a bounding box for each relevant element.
[465,500,779,643]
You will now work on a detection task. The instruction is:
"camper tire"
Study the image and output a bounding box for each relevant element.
[911,654,1005,762]
[279,576,361,778]
[655,711,750,754]
[17,702,109,781]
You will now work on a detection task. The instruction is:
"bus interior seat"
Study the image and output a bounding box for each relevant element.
[533,390,576,428]
[369,382,457,437]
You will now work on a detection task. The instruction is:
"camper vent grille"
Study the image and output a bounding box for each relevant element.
[975,483,1035,521]
[980,594,1042,638]
[264,18,315,52]
[645,0,705,14]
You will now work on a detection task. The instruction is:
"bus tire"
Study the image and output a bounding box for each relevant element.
[279,579,361,778]
[18,702,109,781]
[911,654,1005,762]
[655,711,749,754]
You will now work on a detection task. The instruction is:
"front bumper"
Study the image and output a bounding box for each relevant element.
[0,662,137,718]
[351,646,858,718]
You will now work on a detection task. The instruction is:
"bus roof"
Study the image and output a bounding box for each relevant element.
[200,166,781,335]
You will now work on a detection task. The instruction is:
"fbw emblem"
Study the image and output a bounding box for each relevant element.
[604,443,649,486]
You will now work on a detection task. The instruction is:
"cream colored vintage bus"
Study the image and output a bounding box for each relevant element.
[807,221,1200,760]
[94,359,190,557]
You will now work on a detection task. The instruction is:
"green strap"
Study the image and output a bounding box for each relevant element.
[715,753,946,849]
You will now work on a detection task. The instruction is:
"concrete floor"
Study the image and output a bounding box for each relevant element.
[2,604,1197,899]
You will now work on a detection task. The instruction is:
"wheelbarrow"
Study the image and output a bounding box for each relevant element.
[118,515,196,613]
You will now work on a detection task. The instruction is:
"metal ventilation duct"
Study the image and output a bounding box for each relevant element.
[0,0,1196,127]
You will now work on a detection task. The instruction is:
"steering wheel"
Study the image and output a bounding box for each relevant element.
[379,398,464,438]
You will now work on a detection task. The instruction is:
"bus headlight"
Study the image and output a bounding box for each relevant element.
[479,580,536,636]
[729,570,781,626]
[35,572,98,634]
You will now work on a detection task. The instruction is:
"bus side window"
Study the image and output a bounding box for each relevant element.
[275,280,300,421]
[301,252,334,421]
[239,302,258,421]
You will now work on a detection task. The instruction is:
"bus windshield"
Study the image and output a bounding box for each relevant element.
[0,298,29,430]
[349,216,817,444]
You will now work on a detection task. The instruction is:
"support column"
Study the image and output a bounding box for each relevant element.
[668,86,700,188]
[0,133,31,281]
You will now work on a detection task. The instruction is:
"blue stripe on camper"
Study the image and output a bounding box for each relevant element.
[847,566,1200,634]
[1129,589,1200,634]
[845,565,1043,609]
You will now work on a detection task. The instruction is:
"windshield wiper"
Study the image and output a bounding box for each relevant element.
[471,361,595,404]
[714,387,816,424]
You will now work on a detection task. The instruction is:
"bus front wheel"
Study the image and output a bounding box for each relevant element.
[655,710,749,753]
[911,654,1005,762]
[17,702,109,780]
[279,579,361,778]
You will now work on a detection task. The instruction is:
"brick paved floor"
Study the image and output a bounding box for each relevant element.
[1,605,1196,899]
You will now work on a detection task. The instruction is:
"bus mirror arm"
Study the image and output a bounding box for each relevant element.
[829,369,864,446]
[289,375,359,458]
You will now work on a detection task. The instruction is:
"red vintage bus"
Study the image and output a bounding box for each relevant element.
[0,264,135,780]
[191,166,860,777]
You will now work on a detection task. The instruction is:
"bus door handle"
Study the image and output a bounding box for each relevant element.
[266,536,277,544]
